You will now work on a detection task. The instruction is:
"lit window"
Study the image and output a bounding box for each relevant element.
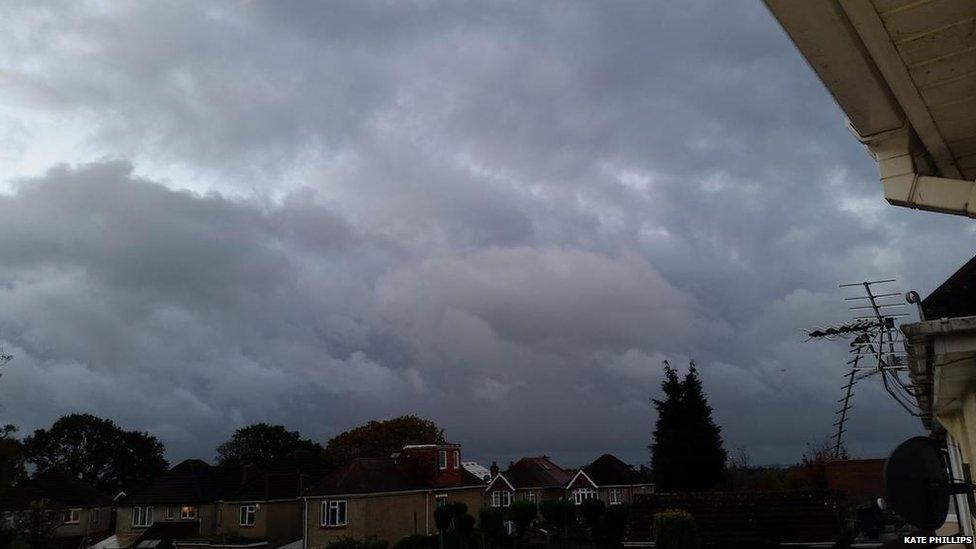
[61,509,80,524]
[572,488,597,505]
[438,450,447,470]
[435,495,448,508]
[491,491,512,508]
[239,505,256,526]
[321,501,347,527]
[90,509,100,525]
[181,506,197,519]
[133,506,153,527]
[608,489,622,505]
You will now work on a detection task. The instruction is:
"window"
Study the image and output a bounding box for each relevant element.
[453,451,459,470]
[61,509,80,524]
[435,495,448,508]
[216,505,222,527]
[525,491,536,503]
[180,506,197,519]
[491,491,512,508]
[239,505,256,526]
[133,506,153,527]
[608,489,622,505]
[572,488,597,505]
[90,509,100,525]
[165,506,176,520]
[321,501,347,527]
[503,520,515,536]
[438,450,447,470]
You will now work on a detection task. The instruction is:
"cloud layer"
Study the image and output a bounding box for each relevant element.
[0,0,973,467]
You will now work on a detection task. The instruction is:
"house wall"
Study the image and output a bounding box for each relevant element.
[52,506,112,539]
[116,503,217,536]
[305,488,483,548]
[218,501,302,547]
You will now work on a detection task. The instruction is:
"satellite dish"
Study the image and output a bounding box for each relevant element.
[884,436,950,531]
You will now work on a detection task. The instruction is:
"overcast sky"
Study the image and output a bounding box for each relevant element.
[0,1,973,470]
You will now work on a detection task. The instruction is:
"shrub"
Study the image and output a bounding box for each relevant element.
[392,535,437,549]
[579,498,606,533]
[653,510,701,549]
[506,501,537,538]
[538,498,574,532]
[478,508,505,541]
[603,504,631,543]
[326,537,388,549]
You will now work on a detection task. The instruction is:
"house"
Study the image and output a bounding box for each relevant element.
[0,470,114,549]
[302,443,485,548]
[112,459,245,549]
[485,454,652,509]
[823,458,884,509]
[216,451,331,549]
[566,454,653,506]
[484,456,572,508]
[764,1,976,219]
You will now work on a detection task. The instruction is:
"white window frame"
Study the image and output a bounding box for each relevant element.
[62,509,80,524]
[133,506,153,527]
[453,451,459,470]
[320,500,347,527]
[239,505,256,527]
[491,490,512,508]
[165,506,176,520]
[503,520,515,536]
[90,508,100,525]
[608,489,622,505]
[180,506,197,519]
[572,488,597,505]
[435,495,448,508]
[438,450,447,470]
[525,491,536,503]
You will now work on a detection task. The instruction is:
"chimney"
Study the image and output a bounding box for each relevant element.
[508,461,515,469]
[490,461,499,478]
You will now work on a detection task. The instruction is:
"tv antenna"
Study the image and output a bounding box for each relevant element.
[805,279,924,458]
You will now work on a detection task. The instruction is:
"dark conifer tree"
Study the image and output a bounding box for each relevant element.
[650,360,727,492]
[680,361,727,490]
[650,361,686,491]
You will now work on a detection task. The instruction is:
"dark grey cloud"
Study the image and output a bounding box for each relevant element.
[0,0,972,468]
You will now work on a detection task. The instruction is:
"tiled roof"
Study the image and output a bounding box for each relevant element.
[922,254,976,320]
[122,460,244,505]
[0,471,112,510]
[225,452,331,502]
[624,491,843,545]
[130,521,201,549]
[306,458,484,496]
[824,459,884,506]
[581,454,648,487]
[503,457,572,489]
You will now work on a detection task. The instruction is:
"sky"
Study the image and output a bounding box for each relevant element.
[0,0,973,470]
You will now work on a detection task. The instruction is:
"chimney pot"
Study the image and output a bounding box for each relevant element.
[490,461,499,477]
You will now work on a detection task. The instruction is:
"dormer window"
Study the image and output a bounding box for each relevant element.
[453,450,459,469]
[438,450,447,470]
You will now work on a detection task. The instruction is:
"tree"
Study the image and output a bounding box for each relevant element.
[579,499,606,540]
[0,425,26,493]
[650,361,686,491]
[538,498,574,538]
[16,501,61,549]
[680,362,727,490]
[216,423,321,468]
[23,414,167,493]
[650,360,727,492]
[507,501,537,545]
[324,416,445,465]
